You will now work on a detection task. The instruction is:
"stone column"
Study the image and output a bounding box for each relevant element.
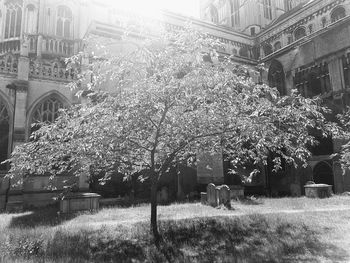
[11,81,29,149]
[36,35,43,58]
[328,56,345,93]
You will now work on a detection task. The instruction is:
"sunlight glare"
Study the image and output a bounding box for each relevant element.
[105,0,199,18]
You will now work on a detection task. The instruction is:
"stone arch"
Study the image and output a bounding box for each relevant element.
[331,6,346,23]
[209,4,219,23]
[313,161,334,186]
[294,26,306,40]
[239,46,249,58]
[25,4,37,34]
[273,41,282,51]
[268,60,286,96]
[0,93,13,170]
[27,92,70,137]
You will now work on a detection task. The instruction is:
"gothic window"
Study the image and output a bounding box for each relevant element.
[274,41,282,51]
[294,63,331,98]
[250,27,256,36]
[308,72,322,97]
[294,27,306,40]
[26,4,36,34]
[0,99,10,170]
[239,46,249,58]
[209,5,218,23]
[268,60,286,96]
[342,54,350,90]
[31,96,65,133]
[284,0,293,11]
[218,0,228,24]
[56,5,72,38]
[231,0,240,27]
[263,0,272,20]
[4,1,22,39]
[263,43,273,56]
[331,6,346,23]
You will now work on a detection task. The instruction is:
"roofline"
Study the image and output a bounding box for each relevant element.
[257,0,320,38]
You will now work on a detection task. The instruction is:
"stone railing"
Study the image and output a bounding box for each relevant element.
[0,39,21,56]
[29,62,77,82]
[0,55,18,76]
[27,34,81,57]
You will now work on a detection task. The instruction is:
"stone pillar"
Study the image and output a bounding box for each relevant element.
[12,82,29,147]
[285,71,294,95]
[37,35,43,58]
[328,56,345,92]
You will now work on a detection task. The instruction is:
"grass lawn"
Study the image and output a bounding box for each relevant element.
[1,195,350,262]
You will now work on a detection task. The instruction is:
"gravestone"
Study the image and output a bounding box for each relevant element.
[207,183,218,207]
[219,185,231,208]
[200,192,207,204]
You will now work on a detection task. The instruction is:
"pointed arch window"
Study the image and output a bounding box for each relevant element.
[294,27,306,40]
[56,5,72,38]
[0,99,10,170]
[331,6,346,23]
[4,1,22,39]
[209,5,218,23]
[268,60,286,96]
[31,96,65,133]
[26,4,37,34]
[231,0,240,26]
[263,0,272,20]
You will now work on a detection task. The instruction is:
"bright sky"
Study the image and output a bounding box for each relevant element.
[106,0,200,18]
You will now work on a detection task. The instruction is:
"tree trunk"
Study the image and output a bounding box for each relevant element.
[150,181,160,245]
[4,178,11,211]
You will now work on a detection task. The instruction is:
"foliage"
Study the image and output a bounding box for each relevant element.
[6,27,337,238]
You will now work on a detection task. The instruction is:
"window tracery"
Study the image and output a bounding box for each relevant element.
[31,96,65,133]
[331,6,346,23]
[294,27,306,40]
[25,4,37,34]
[268,60,286,96]
[56,5,72,38]
[4,1,22,39]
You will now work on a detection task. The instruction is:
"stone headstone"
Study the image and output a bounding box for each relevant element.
[219,185,231,208]
[207,183,217,207]
[200,192,207,205]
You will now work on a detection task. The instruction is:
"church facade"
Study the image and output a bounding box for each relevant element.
[1,0,350,208]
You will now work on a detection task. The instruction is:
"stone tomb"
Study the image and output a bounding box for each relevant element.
[60,192,101,213]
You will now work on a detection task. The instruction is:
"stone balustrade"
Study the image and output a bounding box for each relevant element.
[29,62,77,82]
[0,39,21,56]
[27,34,80,57]
[0,55,18,75]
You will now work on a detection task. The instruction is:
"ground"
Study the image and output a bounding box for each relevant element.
[1,196,350,262]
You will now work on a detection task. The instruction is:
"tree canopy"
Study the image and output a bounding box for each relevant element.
[6,27,337,240]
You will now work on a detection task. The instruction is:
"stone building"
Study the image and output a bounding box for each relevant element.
[1,0,350,208]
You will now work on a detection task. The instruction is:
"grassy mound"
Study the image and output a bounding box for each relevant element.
[1,214,321,263]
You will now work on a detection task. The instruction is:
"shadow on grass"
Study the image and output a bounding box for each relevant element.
[8,205,78,228]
